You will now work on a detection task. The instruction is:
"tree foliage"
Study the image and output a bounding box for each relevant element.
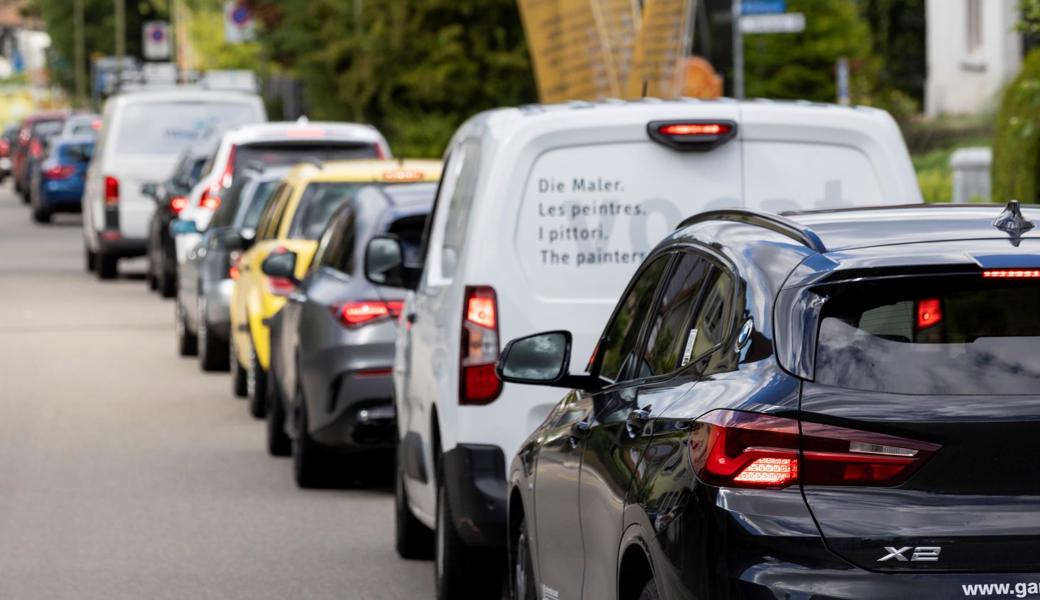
[744,0,875,103]
[28,0,170,101]
[858,0,925,107]
[992,50,1040,204]
[252,0,536,157]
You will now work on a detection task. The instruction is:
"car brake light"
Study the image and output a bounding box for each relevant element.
[104,176,119,206]
[690,410,940,489]
[29,138,44,159]
[91,119,102,130]
[200,187,221,211]
[332,301,404,328]
[916,298,942,329]
[460,286,502,405]
[983,269,1040,278]
[228,251,243,280]
[647,120,737,151]
[169,196,188,216]
[44,165,76,180]
[220,145,236,189]
[0,140,9,155]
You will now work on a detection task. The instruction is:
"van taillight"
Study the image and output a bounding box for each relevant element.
[460,285,502,405]
[690,410,940,489]
[104,176,119,206]
[647,120,737,151]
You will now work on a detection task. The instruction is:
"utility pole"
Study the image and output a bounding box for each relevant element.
[115,0,126,63]
[732,0,744,99]
[74,0,86,107]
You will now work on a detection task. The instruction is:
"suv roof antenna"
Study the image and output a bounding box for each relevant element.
[993,200,1035,245]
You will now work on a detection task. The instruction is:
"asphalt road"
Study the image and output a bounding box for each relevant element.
[0,185,434,599]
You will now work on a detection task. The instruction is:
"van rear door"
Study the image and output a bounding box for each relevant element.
[510,107,744,365]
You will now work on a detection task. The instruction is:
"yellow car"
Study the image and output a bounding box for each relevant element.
[229,159,443,416]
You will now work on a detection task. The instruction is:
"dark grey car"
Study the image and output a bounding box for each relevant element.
[265,183,434,488]
[175,166,290,372]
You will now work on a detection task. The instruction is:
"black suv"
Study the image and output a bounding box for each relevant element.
[498,202,1040,600]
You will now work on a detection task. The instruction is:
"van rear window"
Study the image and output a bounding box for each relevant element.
[814,277,1040,395]
[114,102,258,156]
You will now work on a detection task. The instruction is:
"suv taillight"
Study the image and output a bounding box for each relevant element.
[332,301,403,328]
[169,195,188,216]
[200,187,221,210]
[459,285,502,405]
[104,176,119,206]
[690,410,940,489]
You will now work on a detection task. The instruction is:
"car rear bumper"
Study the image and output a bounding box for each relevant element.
[202,279,234,341]
[442,444,507,549]
[40,188,84,209]
[730,565,1040,599]
[97,236,147,258]
[310,368,397,450]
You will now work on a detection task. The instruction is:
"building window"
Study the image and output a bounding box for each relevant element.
[966,0,982,53]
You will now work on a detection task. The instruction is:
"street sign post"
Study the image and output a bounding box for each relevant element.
[142,21,172,61]
[740,12,806,34]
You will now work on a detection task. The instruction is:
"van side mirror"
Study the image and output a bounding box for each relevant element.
[262,251,298,284]
[497,331,605,392]
[365,235,419,290]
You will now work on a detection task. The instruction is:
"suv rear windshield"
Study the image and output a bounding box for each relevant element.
[814,276,1040,395]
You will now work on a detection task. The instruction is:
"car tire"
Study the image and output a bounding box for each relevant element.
[198,301,230,372]
[96,253,117,280]
[292,397,329,488]
[266,378,291,457]
[158,266,176,299]
[638,579,661,600]
[176,301,198,357]
[230,337,248,398]
[512,517,537,600]
[85,244,96,273]
[246,342,267,419]
[435,469,503,600]
[395,451,434,559]
[32,207,51,223]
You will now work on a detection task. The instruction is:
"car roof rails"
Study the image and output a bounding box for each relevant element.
[677,209,828,253]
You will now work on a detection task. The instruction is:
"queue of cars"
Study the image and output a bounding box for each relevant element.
[26,80,1039,600]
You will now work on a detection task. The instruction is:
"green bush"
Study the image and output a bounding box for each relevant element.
[992,49,1040,203]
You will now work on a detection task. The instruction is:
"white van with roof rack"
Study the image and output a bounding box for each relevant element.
[82,88,266,279]
[369,98,922,599]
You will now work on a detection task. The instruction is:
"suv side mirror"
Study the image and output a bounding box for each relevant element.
[141,182,160,200]
[497,331,605,392]
[365,235,419,290]
[215,228,253,251]
[262,251,298,283]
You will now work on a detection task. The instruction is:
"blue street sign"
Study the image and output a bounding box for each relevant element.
[743,0,786,15]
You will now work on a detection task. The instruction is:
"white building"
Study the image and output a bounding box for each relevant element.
[926,0,1023,116]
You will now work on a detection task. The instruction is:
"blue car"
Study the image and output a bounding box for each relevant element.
[29,135,94,224]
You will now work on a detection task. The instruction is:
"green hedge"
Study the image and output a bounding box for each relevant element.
[992,49,1040,203]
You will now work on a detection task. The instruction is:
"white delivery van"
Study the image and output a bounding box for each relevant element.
[381,99,922,598]
[83,88,266,279]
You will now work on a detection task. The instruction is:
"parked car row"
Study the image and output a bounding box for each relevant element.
[53,85,1040,600]
[2,109,101,223]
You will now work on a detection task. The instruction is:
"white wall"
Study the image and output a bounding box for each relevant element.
[926,0,1022,116]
